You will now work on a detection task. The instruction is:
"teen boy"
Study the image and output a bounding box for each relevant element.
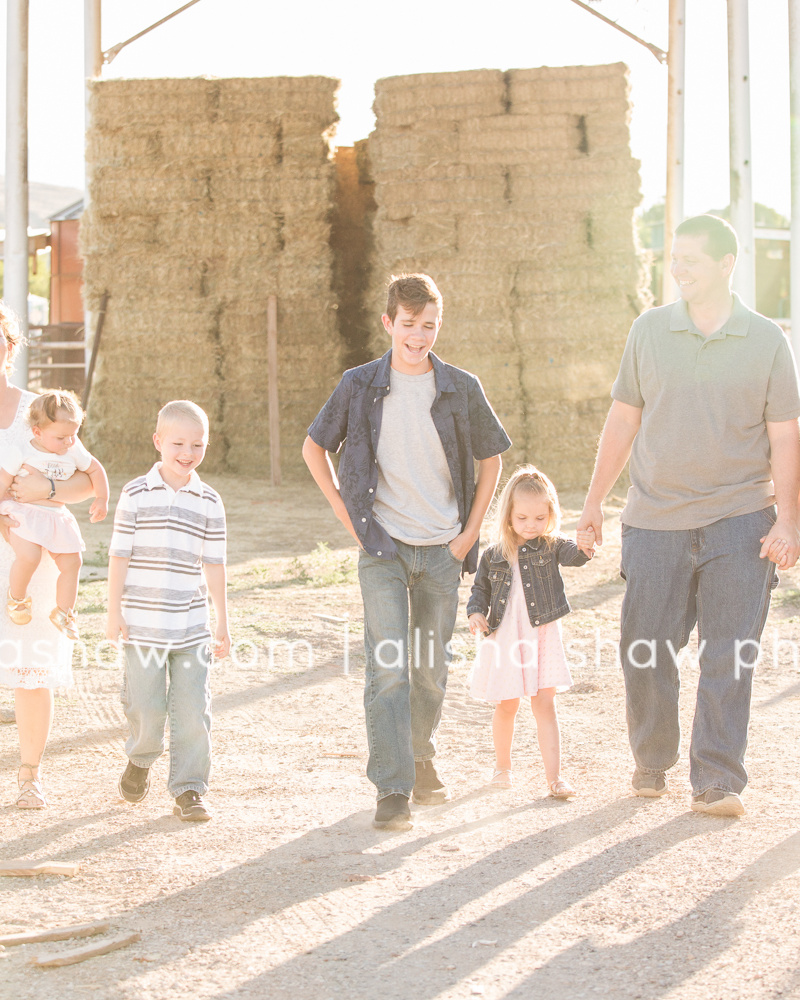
[107,400,230,822]
[303,273,511,830]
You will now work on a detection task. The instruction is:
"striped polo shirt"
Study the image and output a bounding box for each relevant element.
[109,464,227,650]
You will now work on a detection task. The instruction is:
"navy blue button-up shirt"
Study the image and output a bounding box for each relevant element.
[307,350,511,574]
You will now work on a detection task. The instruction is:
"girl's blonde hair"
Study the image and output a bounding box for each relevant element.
[0,301,26,376]
[27,389,84,429]
[494,465,561,562]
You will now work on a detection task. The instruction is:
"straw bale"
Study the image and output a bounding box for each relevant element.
[84,74,340,474]
[374,70,505,118]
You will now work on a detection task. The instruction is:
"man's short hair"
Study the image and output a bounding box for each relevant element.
[675,214,739,260]
[385,273,443,322]
[156,399,209,437]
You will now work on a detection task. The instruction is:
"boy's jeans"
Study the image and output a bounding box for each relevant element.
[122,643,212,797]
[358,540,462,800]
[619,508,777,795]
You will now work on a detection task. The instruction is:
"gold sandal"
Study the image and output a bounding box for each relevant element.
[549,778,576,799]
[17,763,46,809]
[7,590,32,625]
[50,606,79,641]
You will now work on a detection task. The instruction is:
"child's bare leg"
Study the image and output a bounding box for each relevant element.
[8,533,43,599]
[493,698,520,771]
[530,688,561,784]
[52,552,82,611]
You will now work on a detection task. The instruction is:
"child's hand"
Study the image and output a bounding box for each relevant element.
[576,525,596,556]
[213,626,231,659]
[106,609,129,643]
[468,613,491,637]
[89,497,108,523]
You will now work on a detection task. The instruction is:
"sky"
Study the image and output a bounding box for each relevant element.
[0,0,794,217]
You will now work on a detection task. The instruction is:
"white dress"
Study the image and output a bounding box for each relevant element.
[0,391,73,689]
[469,561,572,702]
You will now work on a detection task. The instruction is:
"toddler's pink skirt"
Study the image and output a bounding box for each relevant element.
[0,500,85,554]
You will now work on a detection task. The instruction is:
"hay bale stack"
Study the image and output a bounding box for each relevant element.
[82,76,340,474]
[367,64,649,487]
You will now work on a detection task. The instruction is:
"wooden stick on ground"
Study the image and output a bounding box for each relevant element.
[31,932,141,968]
[0,920,110,947]
[0,860,80,878]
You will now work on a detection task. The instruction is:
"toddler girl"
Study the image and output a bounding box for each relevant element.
[467,465,594,798]
[0,390,109,640]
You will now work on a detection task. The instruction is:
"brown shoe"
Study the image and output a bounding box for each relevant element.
[50,606,79,641]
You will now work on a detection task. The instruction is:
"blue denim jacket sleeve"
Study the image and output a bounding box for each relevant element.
[466,548,493,618]
[556,537,592,567]
[307,372,352,453]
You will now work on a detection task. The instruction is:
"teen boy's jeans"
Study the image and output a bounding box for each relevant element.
[619,508,777,795]
[358,540,462,800]
[122,643,212,797]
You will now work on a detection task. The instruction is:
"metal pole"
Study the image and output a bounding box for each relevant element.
[662,0,686,306]
[267,296,282,486]
[4,0,30,388]
[727,0,756,306]
[84,0,101,375]
[790,0,800,357]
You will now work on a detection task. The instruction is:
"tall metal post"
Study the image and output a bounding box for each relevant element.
[4,0,30,387]
[84,0,102,373]
[727,0,756,305]
[790,0,800,357]
[662,0,686,305]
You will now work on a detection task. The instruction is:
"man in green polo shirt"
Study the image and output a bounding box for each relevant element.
[578,214,800,817]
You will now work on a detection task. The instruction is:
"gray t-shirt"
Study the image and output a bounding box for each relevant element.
[372,367,461,545]
[612,294,800,530]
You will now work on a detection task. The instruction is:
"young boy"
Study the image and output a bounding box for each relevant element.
[303,273,511,830]
[107,400,230,822]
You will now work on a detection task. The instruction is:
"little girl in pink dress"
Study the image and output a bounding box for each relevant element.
[467,465,594,797]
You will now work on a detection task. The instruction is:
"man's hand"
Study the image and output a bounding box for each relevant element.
[760,518,800,569]
[577,503,604,552]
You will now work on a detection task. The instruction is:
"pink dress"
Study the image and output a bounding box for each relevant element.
[469,561,572,702]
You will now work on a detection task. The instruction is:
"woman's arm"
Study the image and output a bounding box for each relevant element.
[13,466,93,504]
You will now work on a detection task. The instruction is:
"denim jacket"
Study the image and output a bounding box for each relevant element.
[466,536,591,630]
[307,350,511,574]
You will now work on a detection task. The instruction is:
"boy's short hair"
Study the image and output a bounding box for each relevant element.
[28,389,84,428]
[675,214,739,260]
[156,400,209,437]
[385,273,443,322]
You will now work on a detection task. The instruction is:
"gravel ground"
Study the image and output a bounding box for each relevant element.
[1,478,800,999]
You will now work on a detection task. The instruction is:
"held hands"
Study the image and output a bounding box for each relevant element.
[759,519,800,569]
[468,612,491,638]
[576,503,603,556]
[575,525,596,557]
[90,497,108,523]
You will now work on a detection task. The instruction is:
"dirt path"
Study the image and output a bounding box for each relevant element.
[2,478,800,999]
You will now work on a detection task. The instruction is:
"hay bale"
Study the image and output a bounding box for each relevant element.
[82,75,341,474]
[365,63,649,485]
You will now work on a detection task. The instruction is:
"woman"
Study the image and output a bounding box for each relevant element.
[0,302,93,807]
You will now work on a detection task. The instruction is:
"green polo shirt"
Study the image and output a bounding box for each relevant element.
[612,294,800,530]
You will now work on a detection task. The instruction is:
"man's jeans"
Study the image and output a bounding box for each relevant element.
[620,508,777,795]
[122,643,212,797]
[358,540,462,800]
